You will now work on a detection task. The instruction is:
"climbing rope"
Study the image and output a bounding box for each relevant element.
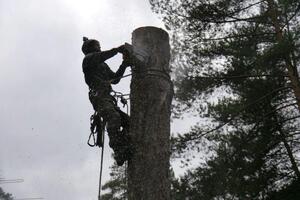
[109,73,132,83]
[98,122,105,200]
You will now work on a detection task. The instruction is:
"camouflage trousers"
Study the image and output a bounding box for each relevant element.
[89,90,131,165]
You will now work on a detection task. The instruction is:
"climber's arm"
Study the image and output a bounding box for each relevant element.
[96,48,118,63]
[109,61,130,84]
[96,45,126,63]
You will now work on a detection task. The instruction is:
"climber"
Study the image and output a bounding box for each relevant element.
[81,37,132,166]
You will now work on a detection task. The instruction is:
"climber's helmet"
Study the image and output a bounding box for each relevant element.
[81,37,101,55]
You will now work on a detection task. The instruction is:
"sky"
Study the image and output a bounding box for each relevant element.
[0,0,194,199]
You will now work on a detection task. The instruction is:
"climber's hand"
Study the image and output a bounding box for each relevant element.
[122,54,131,67]
[117,45,127,54]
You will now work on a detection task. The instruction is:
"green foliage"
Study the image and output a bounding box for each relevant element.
[101,162,128,200]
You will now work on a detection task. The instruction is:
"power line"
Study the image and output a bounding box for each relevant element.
[0,177,44,200]
[0,179,24,184]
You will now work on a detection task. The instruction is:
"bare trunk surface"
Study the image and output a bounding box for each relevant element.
[128,26,173,200]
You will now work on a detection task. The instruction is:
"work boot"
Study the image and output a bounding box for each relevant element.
[112,135,133,166]
[109,132,126,166]
[114,148,126,166]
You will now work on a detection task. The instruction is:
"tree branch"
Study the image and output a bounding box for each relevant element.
[189,86,292,140]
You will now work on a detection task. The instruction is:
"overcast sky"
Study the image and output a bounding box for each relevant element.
[0,0,194,199]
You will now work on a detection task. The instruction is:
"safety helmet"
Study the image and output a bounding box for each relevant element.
[81,37,100,55]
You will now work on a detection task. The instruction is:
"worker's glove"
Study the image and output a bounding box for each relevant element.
[117,45,127,54]
[122,54,131,67]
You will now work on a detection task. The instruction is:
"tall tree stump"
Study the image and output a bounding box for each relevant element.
[128,26,173,200]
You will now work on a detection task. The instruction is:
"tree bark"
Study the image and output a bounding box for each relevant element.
[128,26,173,200]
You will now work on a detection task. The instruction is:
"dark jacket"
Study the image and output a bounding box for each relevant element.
[82,48,127,94]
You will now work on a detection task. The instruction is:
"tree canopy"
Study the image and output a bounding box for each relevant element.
[148,0,300,199]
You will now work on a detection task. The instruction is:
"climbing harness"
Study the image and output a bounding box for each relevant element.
[111,90,130,106]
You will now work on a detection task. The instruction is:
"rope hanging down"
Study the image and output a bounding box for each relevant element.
[98,124,105,200]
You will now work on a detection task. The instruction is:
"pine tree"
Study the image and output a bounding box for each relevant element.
[150,0,300,198]
[101,162,128,200]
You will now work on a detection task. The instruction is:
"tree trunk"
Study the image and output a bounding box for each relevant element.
[128,26,173,200]
[279,130,300,179]
[274,112,300,179]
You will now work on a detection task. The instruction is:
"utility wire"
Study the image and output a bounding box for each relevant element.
[109,73,132,83]
[0,179,24,184]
